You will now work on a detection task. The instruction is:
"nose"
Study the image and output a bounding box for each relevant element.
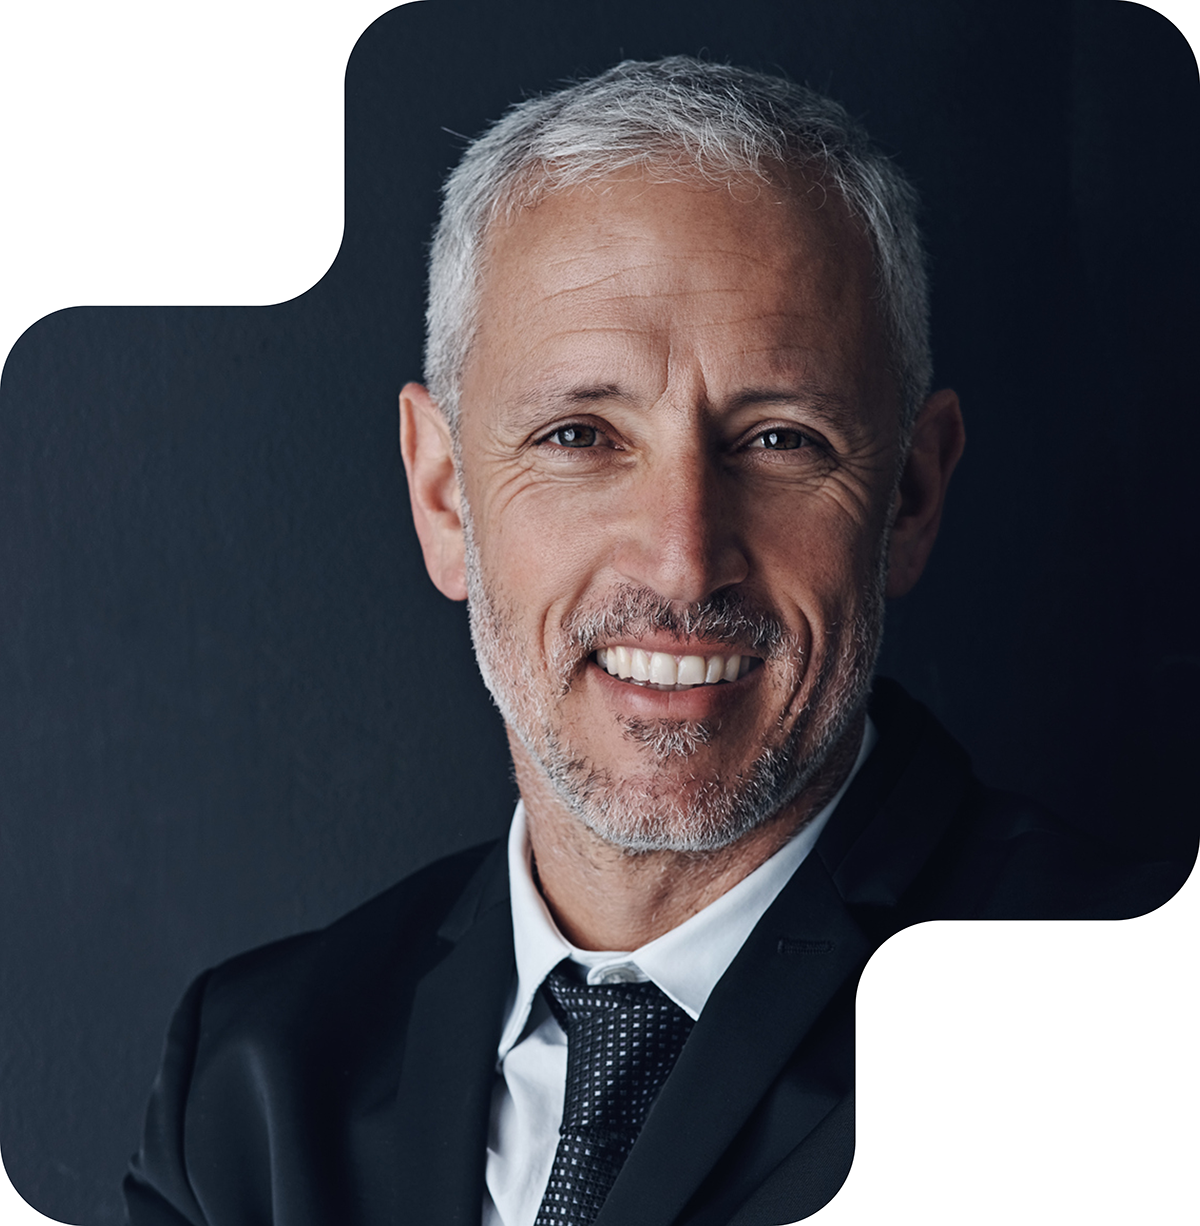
[611,440,750,604]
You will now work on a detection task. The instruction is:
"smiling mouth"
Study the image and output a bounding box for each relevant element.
[594,646,757,692]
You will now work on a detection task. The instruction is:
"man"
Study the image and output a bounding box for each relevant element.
[124,57,1179,1226]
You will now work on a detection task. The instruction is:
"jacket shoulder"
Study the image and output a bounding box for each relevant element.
[199,839,502,1022]
[916,780,1190,919]
[828,680,1190,923]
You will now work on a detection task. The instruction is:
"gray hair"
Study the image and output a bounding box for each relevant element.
[424,56,931,437]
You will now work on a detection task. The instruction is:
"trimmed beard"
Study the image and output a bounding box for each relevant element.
[460,496,887,854]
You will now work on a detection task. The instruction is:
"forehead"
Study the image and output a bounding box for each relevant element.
[463,168,890,416]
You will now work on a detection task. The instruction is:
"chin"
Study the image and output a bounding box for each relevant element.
[618,716,714,760]
[537,724,824,854]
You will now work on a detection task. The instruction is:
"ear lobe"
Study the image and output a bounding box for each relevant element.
[886,388,966,598]
[399,382,468,601]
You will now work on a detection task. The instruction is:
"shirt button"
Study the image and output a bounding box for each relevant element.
[594,965,641,984]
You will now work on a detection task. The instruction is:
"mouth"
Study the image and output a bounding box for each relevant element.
[593,645,759,692]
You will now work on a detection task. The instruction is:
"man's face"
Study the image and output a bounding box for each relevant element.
[451,170,904,851]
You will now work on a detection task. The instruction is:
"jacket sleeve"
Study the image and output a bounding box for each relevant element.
[124,972,213,1226]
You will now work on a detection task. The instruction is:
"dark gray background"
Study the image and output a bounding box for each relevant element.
[2,0,1197,1220]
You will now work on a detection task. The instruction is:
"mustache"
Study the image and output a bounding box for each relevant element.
[561,585,789,660]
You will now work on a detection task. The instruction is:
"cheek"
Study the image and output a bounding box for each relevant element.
[471,489,611,639]
[496,500,605,577]
[749,493,881,603]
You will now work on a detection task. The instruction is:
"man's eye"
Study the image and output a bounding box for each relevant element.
[754,428,808,450]
[547,424,598,448]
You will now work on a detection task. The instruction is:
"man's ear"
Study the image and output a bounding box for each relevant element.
[886,388,966,598]
[399,382,468,601]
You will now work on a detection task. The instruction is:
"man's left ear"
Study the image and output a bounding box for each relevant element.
[886,388,966,598]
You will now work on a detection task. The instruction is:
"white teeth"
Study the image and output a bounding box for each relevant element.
[630,649,651,682]
[648,653,678,685]
[595,646,756,689]
[677,655,706,686]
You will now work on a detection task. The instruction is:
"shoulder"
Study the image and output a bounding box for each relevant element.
[827,680,1191,922]
[194,839,505,1036]
[915,780,1189,919]
[125,840,508,1223]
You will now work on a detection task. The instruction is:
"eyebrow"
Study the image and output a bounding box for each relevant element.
[502,383,634,431]
[724,387,862,431]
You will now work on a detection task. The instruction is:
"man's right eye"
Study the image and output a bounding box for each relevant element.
[546,424,598,448]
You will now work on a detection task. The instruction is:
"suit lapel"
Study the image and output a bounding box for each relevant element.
[388,843,515,1224]
[593,849,873,1226]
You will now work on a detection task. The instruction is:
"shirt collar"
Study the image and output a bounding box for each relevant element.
[498,716,877,1060]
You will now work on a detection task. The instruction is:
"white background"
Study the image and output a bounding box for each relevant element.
[1,2,1196,1222]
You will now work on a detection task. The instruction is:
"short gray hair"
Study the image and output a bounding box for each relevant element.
[424,56,931,436]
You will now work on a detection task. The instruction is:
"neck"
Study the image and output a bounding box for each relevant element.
[510,715,864,951]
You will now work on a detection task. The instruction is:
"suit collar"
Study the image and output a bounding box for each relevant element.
[438,836,511,941]
[817,678,974,908]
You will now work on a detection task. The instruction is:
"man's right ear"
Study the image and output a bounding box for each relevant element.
[399,383,468,601]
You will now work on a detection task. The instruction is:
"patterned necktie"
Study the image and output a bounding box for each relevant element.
[534,966,695,1226]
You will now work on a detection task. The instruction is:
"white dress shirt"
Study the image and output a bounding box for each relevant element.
[481,718,877,1226]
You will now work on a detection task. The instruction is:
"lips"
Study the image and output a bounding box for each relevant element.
[594,645,755,691]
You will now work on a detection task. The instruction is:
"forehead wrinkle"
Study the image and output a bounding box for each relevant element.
[546,254,798,295]
[521,235,668,286]
[530,284,807,325]
[537,220,852,277]
[534,244,792,301]
[536,266,644,301]
[683,307,840,334]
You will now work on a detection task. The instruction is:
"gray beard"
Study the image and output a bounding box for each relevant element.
[461,498,886,854]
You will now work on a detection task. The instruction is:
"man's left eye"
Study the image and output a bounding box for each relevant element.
[753,428,808,450]
[547,424,598,448]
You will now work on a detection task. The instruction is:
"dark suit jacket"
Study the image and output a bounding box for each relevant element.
[124,680,1185,1226]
